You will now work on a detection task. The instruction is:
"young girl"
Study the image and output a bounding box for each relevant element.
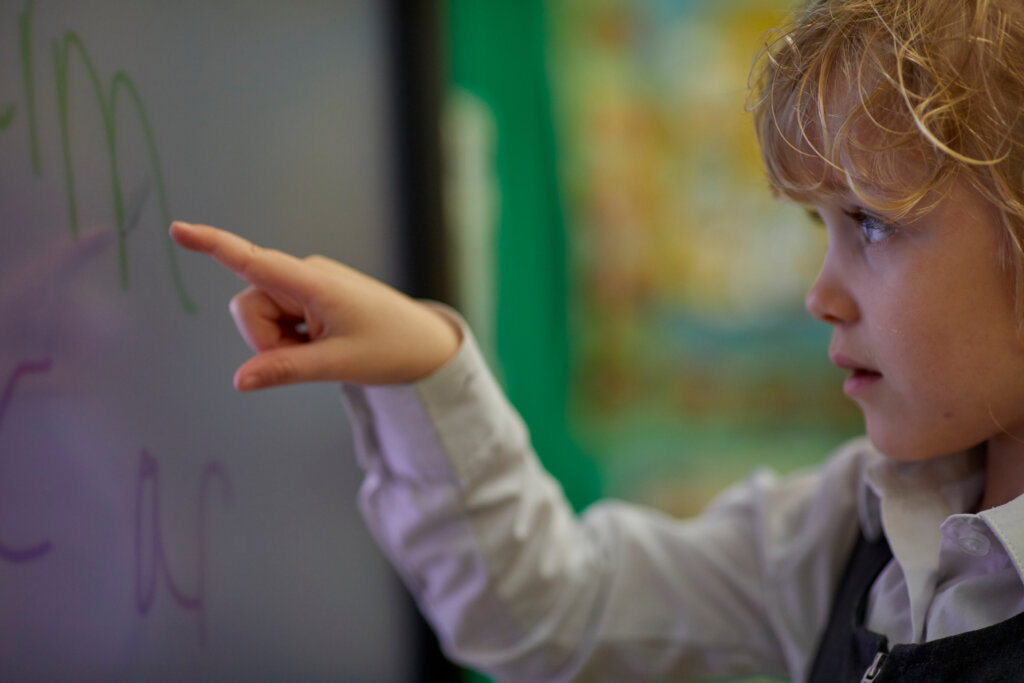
[170,0,1024,680]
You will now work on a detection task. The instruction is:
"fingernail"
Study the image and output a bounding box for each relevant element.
[239,374,261,391]
[172,221,194,230]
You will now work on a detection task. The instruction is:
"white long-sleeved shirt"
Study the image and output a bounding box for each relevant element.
[342,320,1024,682]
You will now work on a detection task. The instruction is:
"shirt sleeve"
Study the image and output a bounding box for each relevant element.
[341,315,866,683]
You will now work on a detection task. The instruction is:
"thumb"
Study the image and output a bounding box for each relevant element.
[233,342,343,391]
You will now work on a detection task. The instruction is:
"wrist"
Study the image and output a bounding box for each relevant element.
[415,301,464,379]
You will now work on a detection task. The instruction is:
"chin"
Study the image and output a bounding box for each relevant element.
[864,423,950,462]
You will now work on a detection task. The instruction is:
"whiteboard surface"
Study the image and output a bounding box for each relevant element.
[0,1,413,680]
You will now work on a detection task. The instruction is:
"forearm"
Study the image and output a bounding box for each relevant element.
[343,320,609,679]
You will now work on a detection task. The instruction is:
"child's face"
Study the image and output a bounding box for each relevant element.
[806,182,1024,461]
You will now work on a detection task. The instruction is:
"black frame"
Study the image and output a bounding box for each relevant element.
[386,2,462,681]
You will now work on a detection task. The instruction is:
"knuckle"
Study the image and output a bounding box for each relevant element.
[239,243,286,281]
[304,254,338,273]
[305,253,347,274]
[236,242,263,279]
[228,288,256,316]
[262,355,300,386]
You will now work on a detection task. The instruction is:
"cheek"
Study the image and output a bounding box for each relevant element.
[879,256,1014,379]
[883,311,1006,400]
[862,296,996,403]
[869,320,1024,458]
[863,286,948,380]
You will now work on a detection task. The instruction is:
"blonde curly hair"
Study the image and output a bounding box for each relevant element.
[751,0,1024,308]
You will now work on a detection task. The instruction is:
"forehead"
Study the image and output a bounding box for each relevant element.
[763,86,941,216]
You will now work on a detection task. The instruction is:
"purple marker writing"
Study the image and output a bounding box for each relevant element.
[0,359,55,563]
[134,449,232,645]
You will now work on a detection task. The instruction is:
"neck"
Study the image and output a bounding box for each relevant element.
[980,434,1024,510]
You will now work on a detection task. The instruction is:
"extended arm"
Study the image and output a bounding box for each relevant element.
[170,221,863,682]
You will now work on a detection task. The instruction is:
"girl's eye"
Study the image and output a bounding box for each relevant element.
[845,210,896,244]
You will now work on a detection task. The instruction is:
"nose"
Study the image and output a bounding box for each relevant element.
[804,252,859,325]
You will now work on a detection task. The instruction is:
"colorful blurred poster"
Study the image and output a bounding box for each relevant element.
[548,0,862,514]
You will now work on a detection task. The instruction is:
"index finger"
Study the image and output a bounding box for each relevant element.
[170,221,319,296]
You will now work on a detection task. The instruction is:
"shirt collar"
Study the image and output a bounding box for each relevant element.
[857,445,986,542]
[857,443,1024,587]
[858,446,988,641]
[979,491,1024,586]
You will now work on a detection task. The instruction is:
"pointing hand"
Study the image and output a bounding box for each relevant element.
[169,222,461,390]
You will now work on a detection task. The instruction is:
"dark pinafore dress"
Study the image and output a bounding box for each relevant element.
[807,533,1024,682]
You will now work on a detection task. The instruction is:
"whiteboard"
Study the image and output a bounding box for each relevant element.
[0,1,417,680]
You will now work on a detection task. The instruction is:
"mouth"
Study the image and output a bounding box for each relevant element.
[843,368,883,395]
[830,353,883,396]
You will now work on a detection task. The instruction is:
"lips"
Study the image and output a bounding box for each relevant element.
[830,352,882,395]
